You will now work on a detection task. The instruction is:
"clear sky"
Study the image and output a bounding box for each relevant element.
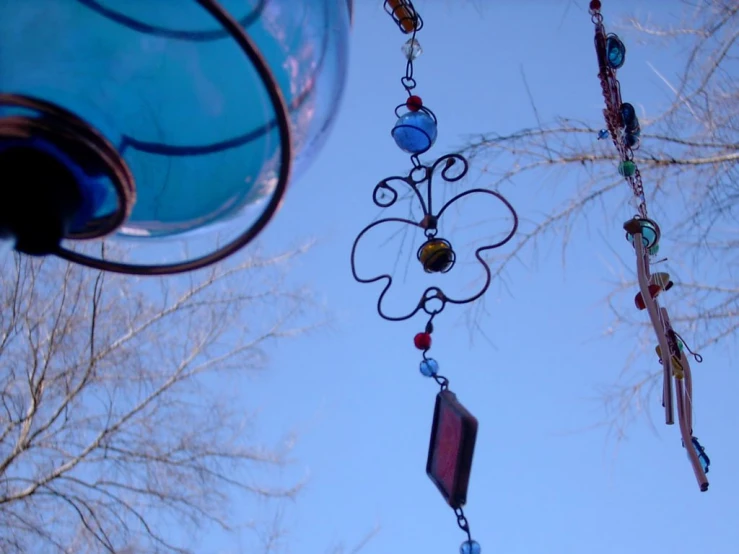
[199,1,738,553]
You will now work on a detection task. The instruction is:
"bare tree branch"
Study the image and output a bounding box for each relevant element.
[0,243,323,553]
[456,0,738,434]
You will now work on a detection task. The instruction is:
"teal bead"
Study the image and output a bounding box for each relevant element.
[606,34,626,69]
[626,219,660,249]
[618,160,636,177]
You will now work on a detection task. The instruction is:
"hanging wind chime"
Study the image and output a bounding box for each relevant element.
[589,0,711,491]
[351,2,518,551]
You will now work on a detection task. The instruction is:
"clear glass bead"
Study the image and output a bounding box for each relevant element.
[419,358,439,377]
[402,38,422,60]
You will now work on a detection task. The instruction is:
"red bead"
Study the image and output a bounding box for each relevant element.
[414,332,432,350]
[634,284,662,310]
[589,0,601,11]
[407,95,423,112]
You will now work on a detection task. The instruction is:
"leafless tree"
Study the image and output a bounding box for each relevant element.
[457,0,738,430]
[0,243,322,553]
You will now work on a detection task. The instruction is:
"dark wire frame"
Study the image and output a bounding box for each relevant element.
[0,0,294,275]
[350,153,518,322]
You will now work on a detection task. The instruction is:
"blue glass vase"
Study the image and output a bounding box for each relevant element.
[0,0,351,272]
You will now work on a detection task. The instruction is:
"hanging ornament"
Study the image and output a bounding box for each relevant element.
[590,0,709,492]
[0,0,352,274]
[352,3,518,549]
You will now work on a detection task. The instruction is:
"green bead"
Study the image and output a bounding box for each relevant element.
[618,160,636,177]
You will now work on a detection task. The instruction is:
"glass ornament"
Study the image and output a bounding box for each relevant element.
[625,132,640,149]
[626,218,659,249]
[414,332,432,350]
[420,358,439,377]
[392,110,438,154]
[605,34,626,69]
[618,160,636,177]
[0,0,352,273]
[417,238,455,273]
[460,540,482,554]
[402,38,423,60]
[620,102,641,136]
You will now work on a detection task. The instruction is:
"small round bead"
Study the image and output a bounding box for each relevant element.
[589,0,601,11]
[460,540,481,554]
[391,111,438,154]
[419,358,439,377]
[414,332,432,350]
[407,95,423,111]
[618,160,636,177]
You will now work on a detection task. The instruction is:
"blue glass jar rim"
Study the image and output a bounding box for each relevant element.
[76,0,354,39]
[53,0,294,275]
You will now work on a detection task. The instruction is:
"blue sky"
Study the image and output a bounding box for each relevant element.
[205,2,739,553]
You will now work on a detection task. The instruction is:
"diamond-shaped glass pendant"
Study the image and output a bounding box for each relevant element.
[0,0,353,274]
[427,390,478,509]
[402,38,423,60]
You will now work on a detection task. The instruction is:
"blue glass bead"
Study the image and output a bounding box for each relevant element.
[420,358,439,377]
[620,103,641,136]
[606,34,626,69]
[460,540,481,554]
[640,225,658,248]
[597,129,609,140]
[392,111,437,154]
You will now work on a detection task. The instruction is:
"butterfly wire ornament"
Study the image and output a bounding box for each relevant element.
[352,2,518,552]
[589,0,710,492]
